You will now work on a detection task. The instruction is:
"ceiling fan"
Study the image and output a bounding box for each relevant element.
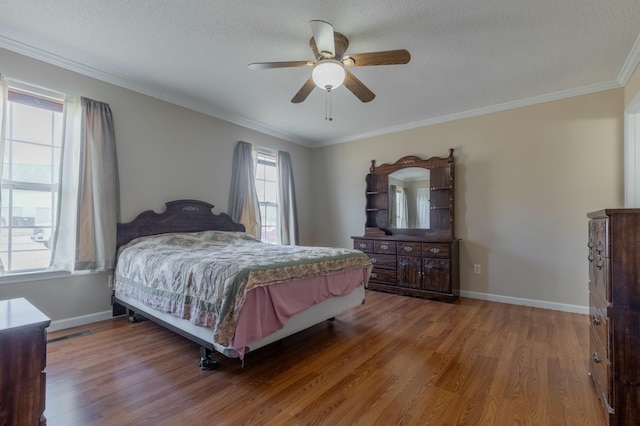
[248,20,411,103]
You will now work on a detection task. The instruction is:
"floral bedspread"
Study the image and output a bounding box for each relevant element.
[114,230,371,349]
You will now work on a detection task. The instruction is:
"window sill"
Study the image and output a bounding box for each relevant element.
[0,269,100,285]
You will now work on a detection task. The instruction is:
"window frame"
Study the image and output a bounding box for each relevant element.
[1,85,64,275]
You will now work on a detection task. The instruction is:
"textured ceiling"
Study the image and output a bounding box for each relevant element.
[0,1,639,147]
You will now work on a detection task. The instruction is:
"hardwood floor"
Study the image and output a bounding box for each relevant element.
[44,291,607,425]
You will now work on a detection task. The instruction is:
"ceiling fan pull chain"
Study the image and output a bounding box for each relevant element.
[325,89,329,120]
[325,88,333,121]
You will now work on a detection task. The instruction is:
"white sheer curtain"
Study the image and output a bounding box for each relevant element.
[397,188,409,228]
[50,97,120,272]
[229,141,261,239]
[277,150,298,245]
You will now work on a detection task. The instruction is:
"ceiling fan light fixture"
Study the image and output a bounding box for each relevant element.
[312,60,345,90]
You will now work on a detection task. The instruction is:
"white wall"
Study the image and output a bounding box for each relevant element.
[0,47,312,328]
[311,89,624,311]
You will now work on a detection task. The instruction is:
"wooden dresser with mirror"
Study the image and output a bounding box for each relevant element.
[352,149,460,302]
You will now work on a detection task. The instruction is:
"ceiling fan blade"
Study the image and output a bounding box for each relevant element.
[310,37,320,60]
[343,70,375,103]
[248,61,313,70]
[343,49,411,66]
[310,20,335,58]
[291,77,316,103]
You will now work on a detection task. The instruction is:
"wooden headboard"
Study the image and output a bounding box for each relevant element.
[117,199,245,248]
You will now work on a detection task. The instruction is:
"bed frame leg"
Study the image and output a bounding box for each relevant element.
[199,346,218,371]
[126,309,143,324]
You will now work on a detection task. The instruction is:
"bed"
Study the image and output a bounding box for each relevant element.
[112,199,371,369]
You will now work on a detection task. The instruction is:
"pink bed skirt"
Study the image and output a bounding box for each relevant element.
[231,267,368,357]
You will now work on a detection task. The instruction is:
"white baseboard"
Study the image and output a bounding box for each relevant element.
[460,290,589,315]
[47,310,114,332]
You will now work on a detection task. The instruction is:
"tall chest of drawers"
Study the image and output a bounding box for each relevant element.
[0,298,51,426]
[352,235,459,302]
[587,209,640,425]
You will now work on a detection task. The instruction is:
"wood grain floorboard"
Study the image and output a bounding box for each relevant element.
[44,290,607,426]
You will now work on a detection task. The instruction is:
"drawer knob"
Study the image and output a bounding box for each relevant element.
[404,246,413,252]
[592,352,601,364]
[371,273,377,279]
[359,243,367,249]
[380,244,389,250]
[591,314,601,326]
[430,247,440,254]
[371,258,377,263]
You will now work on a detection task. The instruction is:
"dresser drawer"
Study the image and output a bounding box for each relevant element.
[589,254,610,302]
[397,242,421,256]
[353,239,373,253]
[588,218,609,257]
[588,218,609,258]
[369,268,397,285]
[589,291,610,360]
[422,243,450,258]
[589,326,613,413]
[374,241,396,254]
[368,253,396,270]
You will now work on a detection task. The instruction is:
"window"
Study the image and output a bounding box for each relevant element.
[1,87,63,273]
[254,151,278,244]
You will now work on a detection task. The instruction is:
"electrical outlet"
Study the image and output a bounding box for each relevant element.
[473,264,481,275]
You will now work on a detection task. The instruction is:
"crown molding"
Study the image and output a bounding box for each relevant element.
[313,80,623,148]
[313,33,640,148]
[618,33,640,86]
[0,35,314,148]
[2,33,635,151]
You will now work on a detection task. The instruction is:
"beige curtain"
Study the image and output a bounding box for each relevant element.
[229,141,261,238]
[389,184,397,228]
[50,97,120,271]
[277,151,298,245]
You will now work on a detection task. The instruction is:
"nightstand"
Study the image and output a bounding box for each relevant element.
[0,297,51,426]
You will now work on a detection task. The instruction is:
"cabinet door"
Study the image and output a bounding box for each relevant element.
[398,256,422,289]
[423,258,451,293]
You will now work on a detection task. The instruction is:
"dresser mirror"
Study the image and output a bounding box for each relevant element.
[388,167,431,228]
[365,149,455,238]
